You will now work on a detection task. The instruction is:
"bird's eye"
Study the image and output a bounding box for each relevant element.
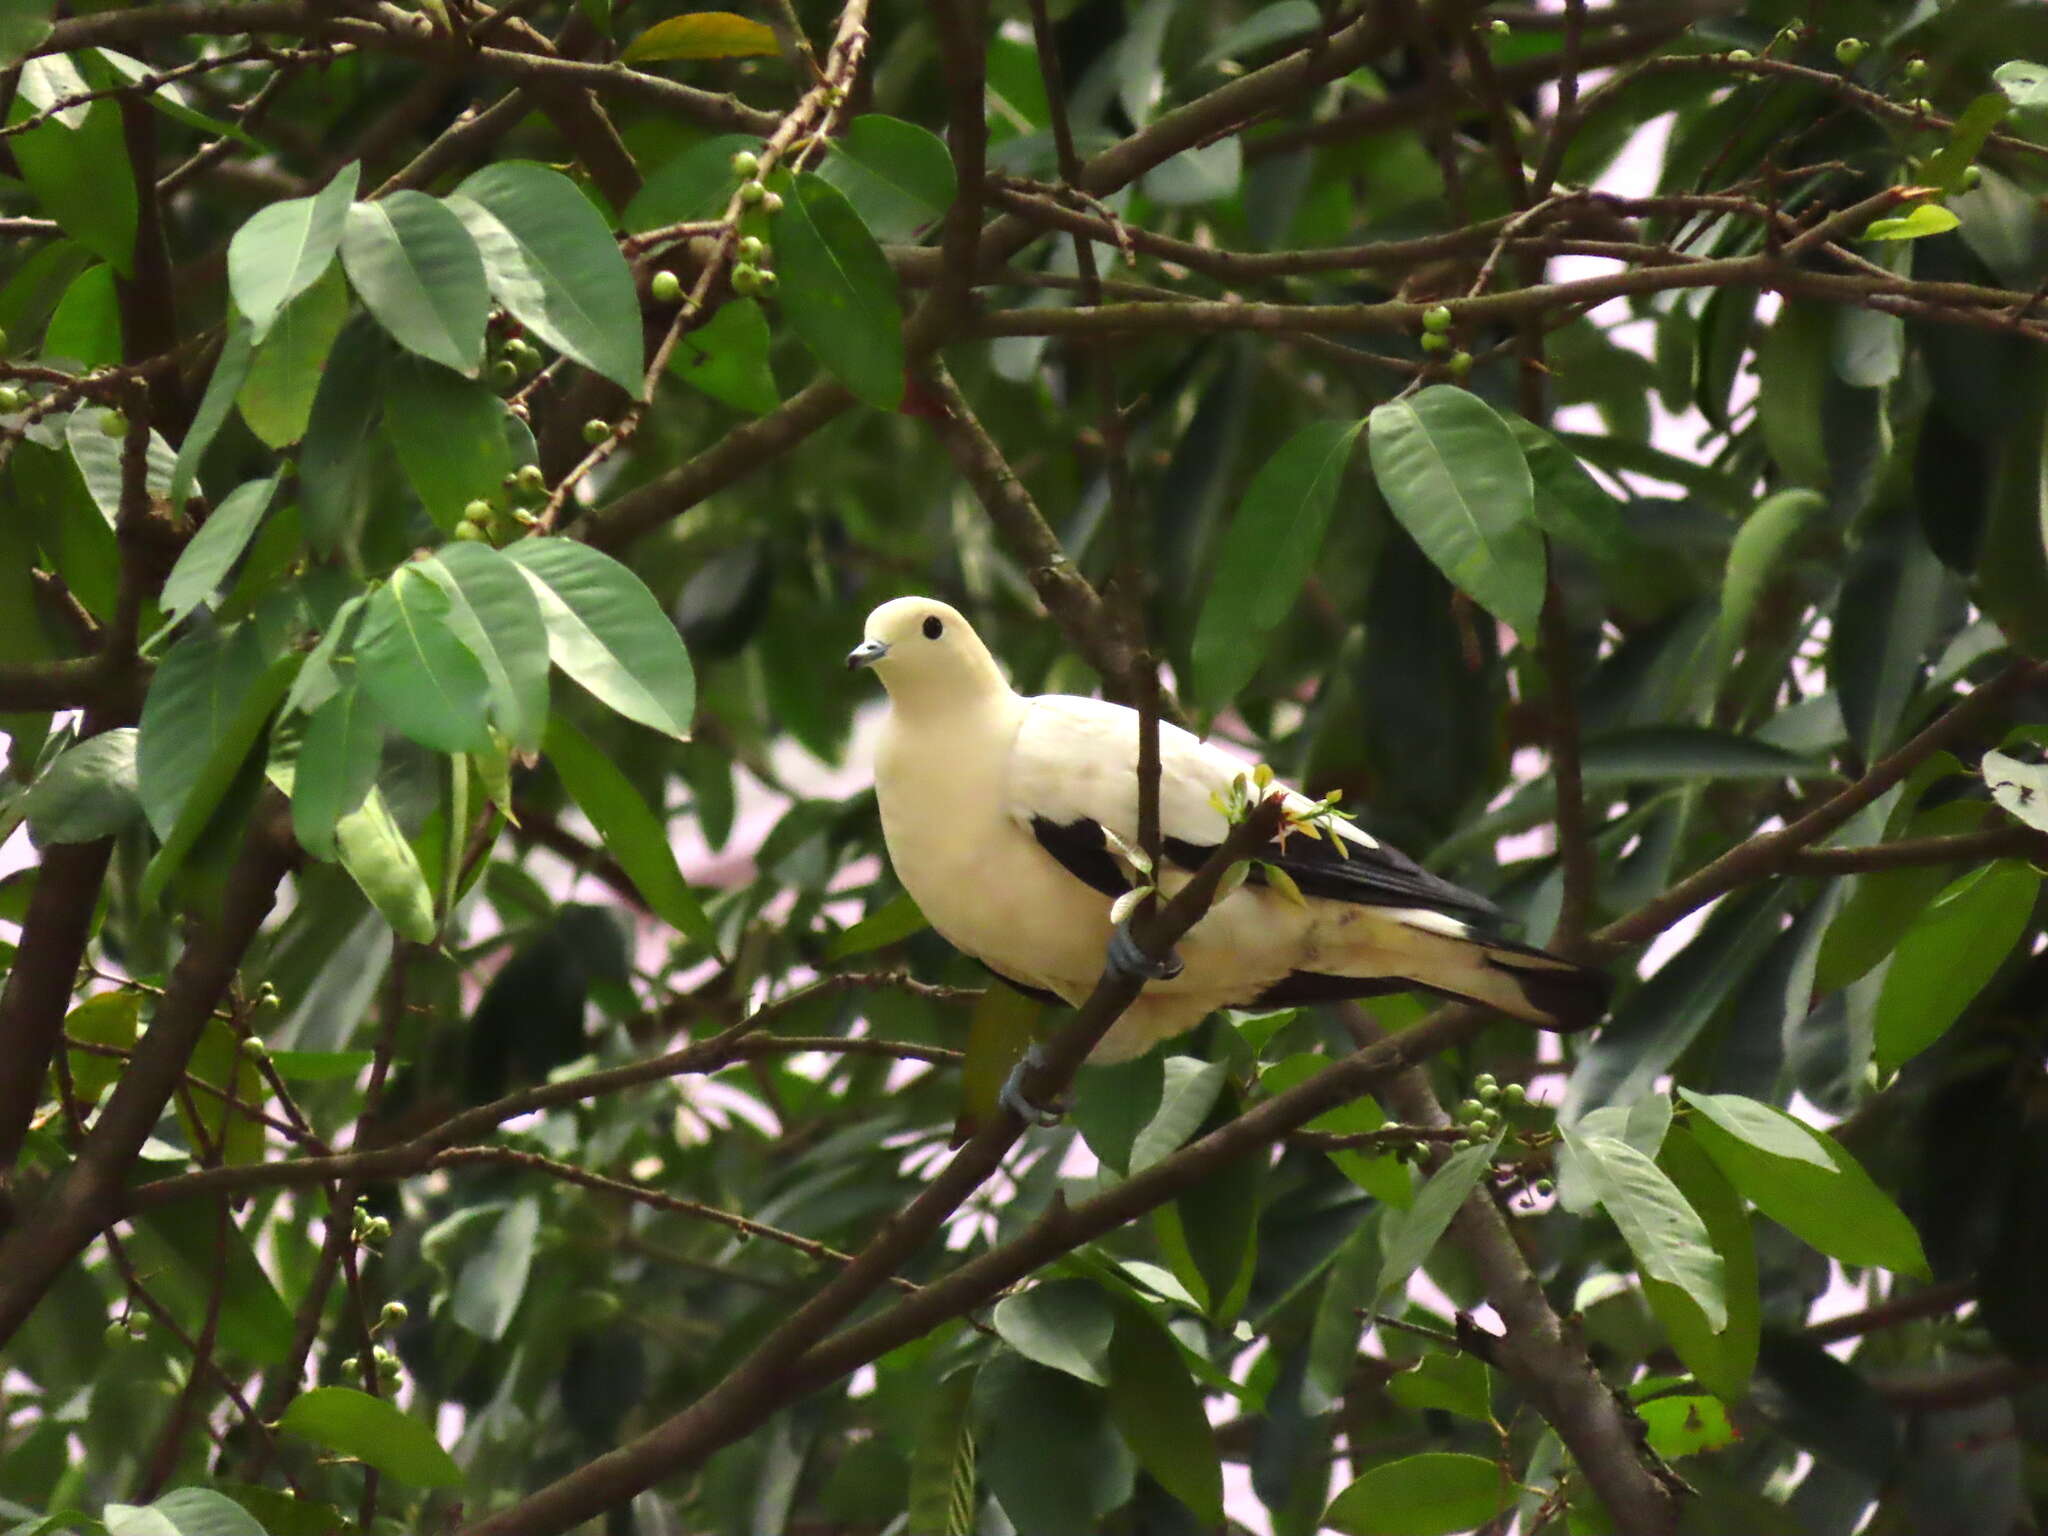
[922,616,943,640]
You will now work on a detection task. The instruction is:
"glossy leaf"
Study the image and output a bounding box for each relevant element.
[667,295,779,415]
[1374,1138,1495,1313]
[297,317,387,554]
[1983,748,2048,832]
[905,1369,977,1536]
[623,133,760,233]
[1368,387,1544,637]
[451,1196,540,1339]
[228,162,359,339]
[1509,416,1631,562]
[449,163,643,392]
[1190,419,1360,709]
[340,191,490,375]
[237,265,350,447]
[545,713,716,950]
[21,729,142,843]
[104,1487,266,1536]
[334,787,437,942]
[1718,489,1824,674]
[992,1280,1114,1385]
[137,622,269,840]
[1325,1452,1514,1536]
[276,1387,461,1487]
[825,888,927,958]
[55,988,139,1105]
[1105,1306,1223,1523]
[772,171,905,410]
[42,261,119,367]
[1642,1129,1759,1402]
[1559,1123,1726,1330]
[160,475,278,625]
[9,83,136,275]
[414,543,550,754]
[973,1354,1133,1535]
[504,537,696,740]
[170,318,255,508]
[1865,204,1960,241]
[1689,1105,1929,1276]
[355,564,494,754]
[1678,1090,1833,1169]
[817,115,958,243]
[1873,860,2039,1071]
[292,676,382,861]
[382,359,522,530]
[621,10,776,61]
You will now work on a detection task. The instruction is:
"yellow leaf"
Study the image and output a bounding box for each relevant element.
[1262,862,1306,908]
[621,11,779,62]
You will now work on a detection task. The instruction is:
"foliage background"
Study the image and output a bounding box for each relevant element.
[5,0,2048,1533]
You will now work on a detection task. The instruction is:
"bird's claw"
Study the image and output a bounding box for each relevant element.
[998,1043,1067,1127]
[1108,918,1184,982]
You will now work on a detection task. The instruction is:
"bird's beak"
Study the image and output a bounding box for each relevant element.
[846,638,889,670]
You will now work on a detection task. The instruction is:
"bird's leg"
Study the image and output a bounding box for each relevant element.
[998,1042,1067,1127]
[1107,917,1184,982]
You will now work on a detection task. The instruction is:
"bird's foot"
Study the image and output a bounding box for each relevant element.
[998,1043,1068,1127]
[1107,918,1184,982]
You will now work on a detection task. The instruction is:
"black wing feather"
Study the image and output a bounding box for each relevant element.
[1029,816,1128,899]
[1161,831,1503,927]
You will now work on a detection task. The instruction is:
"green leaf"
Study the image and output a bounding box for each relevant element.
[181,1016,267,1166]
[228,162,359,340]
[958,981,1042,1139]
[1984,747,2048,831]
[1368,386,1544,637]
[104,1487,267,1536]
[1559,1123,1726,1330]
[292,675,382,861]
[298,317,388,555]
[817,115,959,243]
[826,888,928,958]
[623,133,760,233]
[42,261,120,367]
[1508,415,1632,563]
[1374,1138,1496,1313]
[1635,1391,1737,1459]
[449,163,644,392]
[380,358,522,532]
[906,1368,977,1536]
[1927,93,2010,194]
[267,1049,377,1082]
[21,728,142,843]
[137,621,269,840]
[126,1197,295,1362]
[1689,1104,1929,1275]
[1260,1053,1409,1206]
[355,564,494,754]
[1105,1306,1223,1523]
[1996,59,2048,114]
[503,538,696,740]
[621,10,777,61]
[1718,489,1825,675]
[276,1386,461,1487]
[171,317,256,508]
[0,0,52,66]
[1579,727,1828,783]
[1756,300,1829,487]
[1190,418,1361,709]
[1387,1350,1494,1423]
[1642,1127,1758,1402]
[414,543,551,754]
[991,1280,1114,1386]
[451,1196,540,1339]
[160,475,278,625]
[334,786,437,942]
[1678,1090,1833,1169]
[668,295,780,414]
[140,652,300,905]
[340,191,490,375]
[1873,859,2040,1071]
[66,407,180,524]
[9,76,136,275]
[545,712,716,950]
[56,988,140,1104]
[1130,1056,1228,1172]
[1865,203,1960,241]
[1325,1452,1514,1536]
[237,264,350,447]
[1831,508,1957,761]
[973,1354,1133,1535]
[772,171,905,410]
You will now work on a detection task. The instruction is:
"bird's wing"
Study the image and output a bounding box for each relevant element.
[1008,695,1502,927]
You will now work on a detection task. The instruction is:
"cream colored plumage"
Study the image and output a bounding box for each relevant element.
[850,597,1606,1064]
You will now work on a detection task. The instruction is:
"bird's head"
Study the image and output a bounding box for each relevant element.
[848,597,1011,708]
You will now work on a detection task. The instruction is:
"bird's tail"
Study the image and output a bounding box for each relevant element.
[1391,927,1611,1033]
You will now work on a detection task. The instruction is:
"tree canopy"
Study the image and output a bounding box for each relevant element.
[5,0,2048,1533]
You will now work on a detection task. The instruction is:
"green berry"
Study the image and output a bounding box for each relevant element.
[1902,57,1928,82]
[105,1319,131,1347]
[1479,1083,1501,1105]
[1422,303,1453,332]
[761,190,784,215]
[1488,17,1509,36]
[0,386,23,412]
[650,269,683,303]
[1535,1177,1555,1196]
[1420,331,1450,354]
[1456,1097,1484,1122]
[380,1301,409,1328]
[737,235,766,261]
[463,498,493,524]
[363,1216,391,1244]
[490,359,519,387]
[1504,1083,1528,1107]
[238,1035,268,1059]
[379,1355,403,1381]
[1911,97,1934,116]
[514,463,546,495]
[583,418,611,445]
[754,268,778,295]
[1473,1073,1497,1091]
[731,149,760,179]
[1725,48,1753,63]
[98,408,127,437]
[1447,350,1474,378]
[1963,164,1984,190]
[1775,25,1800,46]
[1834,37,1866,66]
[738,179,766,207]
[340,1356,359,1376]
[731,264,761,297]
[126,1312,151,1338]
[453,520,489,542]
